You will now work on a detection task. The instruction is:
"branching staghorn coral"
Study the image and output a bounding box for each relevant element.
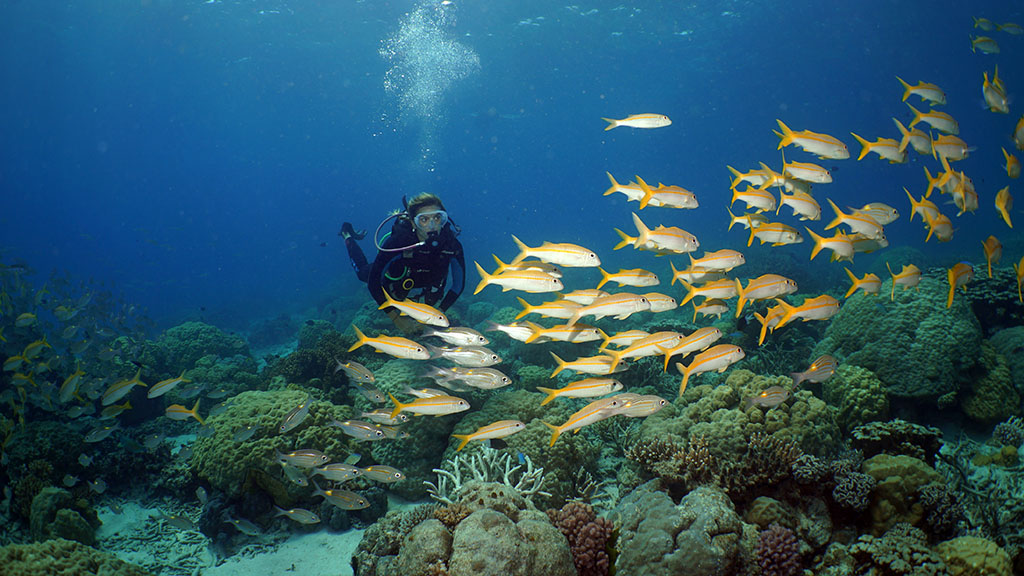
[423,445,552,505]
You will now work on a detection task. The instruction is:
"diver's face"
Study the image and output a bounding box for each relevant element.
[413,206,447,235]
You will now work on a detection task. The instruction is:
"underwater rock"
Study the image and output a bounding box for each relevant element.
[393,519,452,575]
[0,538,152,576]
[862,454,942,535]
[29,487,101,546]
[933,536,1012,576]
[959,341,1020,423]
[157,321,250,367]
[990,326,1024,394]
[814,276,981,400]
[612,480,751,575]
[448,508,575,576]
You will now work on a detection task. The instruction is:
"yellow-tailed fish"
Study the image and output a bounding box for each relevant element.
[627,212,699,254]
[824,199,884,239]
[747,221,803,247]
[602,113,671,131]
[886,263,922,300]
[348,325,430,360]
[515,297,581,320]
[731,186,776,213]
[1003,148,1020,179]
[426,345,501,367]
[727,165,773,189]
[432,366,513,390]
[892,117,931,155]
[549,353,625,377]
[946,262,975,309]
[995,187,1013,228]
[694,299,729,322]
[790,354,837,387]
[728,207,771,230]
[101,369,146,406]
[523,321,604,344]
[774,295,840,330]
[560,289,608,305]
[59,366,85,403]
[634,178,699,210]
[678,279,738,307]
[843,268,882,298]
[388,392,470,419]
[931,134,970,162]
[982,236,1002,278]
[605,331,685,371]
[852,203,899,226]
[542,397,623,446]
[565,293,650,326]
[783,160,832,183]
[148,370,192,399]
[451,420,527,451]
[850,233,889,254]
[804,227,854,262]
[510,235,600,268]
[669,261,726,285]
[21,336,51,360]
[15,312,36,327]
[851,133,906,164]
[599,329,650,350]
[643,292,678,313]
[165,400,204,425]
[279,394,313,433]
[777,190,821,221]
[474,261,562,295]
[604,172,646,202]
[970,35,999,54]
[923,211,954,243]
[905,189,940,224]
[907,103,958,134]
[895,77,946,105]
[675,344,745,396]
[1014,256,1024,303]
[735,275,798,317]
[379,289,449,328]
[659,327,723,371]
[606,393,668,418]
[100,400,132,420]
[774,119,850,160]
[998,22,1023,34]
[982,69,1009,114]
[596,268,659,289]
[491,254,563,278]
[484,321,537,343]
[974,17,995,31]
[1016,115,1024,150]
[755,305,786,346]
[688,249,745,272]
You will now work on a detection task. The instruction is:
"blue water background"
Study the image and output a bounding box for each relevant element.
[1,0,1021,329]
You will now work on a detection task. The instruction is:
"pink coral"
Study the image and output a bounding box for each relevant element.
[547,502,613,576]
[756,523,802,576]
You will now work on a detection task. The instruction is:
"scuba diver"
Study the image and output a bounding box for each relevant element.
[340,193,465,333]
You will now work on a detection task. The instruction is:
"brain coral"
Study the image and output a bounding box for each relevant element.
[823,364,889,432]
[191,389,357,501]
[157,321,250,367]
[0,538,152,576]
[813,276,981,400]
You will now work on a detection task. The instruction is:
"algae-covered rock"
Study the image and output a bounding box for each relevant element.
[814,276,981,399]
[960,341,1020,424]
[933,536,1012,576]
[29,487,101,545]
[448,509,574,576]
[862,454,942,535]
[824,364,890,432]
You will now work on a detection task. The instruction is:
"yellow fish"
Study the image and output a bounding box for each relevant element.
[693,299,729,322]
[659,327,723,371]
[783,160,833,183]
[974,17,995,31]
[731,186,776,213]
[805,227,854,262]
[895,77,946,105]
[946,263,974,309]
[148,370,192,399]
[843,268,881,298]
[851,133,906,164]
[675,344,745,396]
[995,186,1013,228]
[886,263,922,300]
[747,221,803,247]
[515,297,580,321]
[906,103,958,135]
[635,175,698,210]
[387,392,470,420]
[1015,115,1024,150]
[892,118,932,155]
[536,378,623,406]
[348,325,430,360]
[727,165,773,189]
[601,113,671,131]
[599,329,650,350]
[596,268,659,289]
[678,279,738,307]
[970,35,999,54]
[774,295,840,329]
[102,369,146,406]
[451,420,526,451]
[1014,256,1024,303]
[931,134,970,162]
[509,235,601,268]
[542,397,622,446]
[1003,148,1020,179]
[565,293,650,326]
[924,211,954,243]
[688,249,745,272]
[982,236,1002,278]
[774,119,849,159]
[379,289,449,328]
[998,22,1023,35]
[605,331,685,371]
[777,190,821,221]
[549,353,625,377]
[983,69,1009,114]
[825,199,884,240]
[473,261,563,295]
[165,399,205,425]
[735,275,798,317]
[905,188,940,224]
[491,255,562,278]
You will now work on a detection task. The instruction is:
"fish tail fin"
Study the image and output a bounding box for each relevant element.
[675,362,691,397]
[755,312,770,346]
[596,268,611,290]
[636,175,655,209]
[824,198,845,231]
[843,267,860,299]
[892,117,912,153]
[601,117,618,131]
[541,420,562,446]
[536,386,559,406]
[775,119,793,150]
[678,279,697,307]
[604,172,620,196]
[886,262,897,301]
[190,400,205,426]
[613,228,634,250]
[514,297,532,320]
[388,393,406,421]
[726,206,740,231]
[491,254,509,274]
[510,234,530,265]
[549,352,566,378]
[631,211,651,242]
[746,223,757,247]
[850,132,872,161]
[774,298,798,329]
[895,76,912,101]
[726,165,743,189]
[522,321,545,344]
[804,227,825,261]
[789,371,807,388]
[734,278,747,318]
[924,211,937,243]
[906,102,923,127]
[473,261,491,295]
[946,268,956,309]
[378,288,395,311]
[451,433,473,452]
[904,187,921,223]
[348,325,368,352]
[605,348,625,372]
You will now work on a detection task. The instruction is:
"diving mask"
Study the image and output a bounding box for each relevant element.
[413,209,448,232]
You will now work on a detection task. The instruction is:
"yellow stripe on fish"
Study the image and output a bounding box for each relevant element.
[451,420,527,451]
[379,289,449,328]
[348,325,430,360]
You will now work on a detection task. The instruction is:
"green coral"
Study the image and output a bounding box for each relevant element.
[813,276,982,399]
[990,326,1024,394]
[190,389,357,501]
[960,341,1020,424]
[184,354,262,397]
[0,538,152,576]
[824,364,890,432]
[158,321,250,366]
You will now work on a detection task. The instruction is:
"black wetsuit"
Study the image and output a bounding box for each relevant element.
[346,217,465,311]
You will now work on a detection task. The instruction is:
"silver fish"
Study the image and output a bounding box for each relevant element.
[78,454,93,467]
[209,400,233,417]
[334,358,375,384]
[274,506,320,525]
[361,465,405,483]
[421,326,490,346]
[360,409,408,425]
[279,395,313,434]
[312,463,363,483]
[276,449,330,469]
[206,388,231,399]
[84,424,119,443]
[196,486,208,506]
[330,419,386,442]
[227,516,261,536]
[88,478,107,494]
[312,480,370,510]
[427,345,502,367]
[232,425,260,442]
[281,463,309,486]
[351,382,385,404]
[159,512,195,531]
[141,433,166,450]
[63,474,78,487]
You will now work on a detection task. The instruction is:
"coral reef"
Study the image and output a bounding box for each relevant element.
[756,523,802,576]
[547,501,614,576]
[0,538,152,576]
[813,276,982,400]
[850,419,943,466]
[862,454,942,535]
[29,487,101,545]
[992,416,1024,448]
[933,536,1013,576]
[959,342,1020,424]
[989,326,1024,394]
[849,523,949,575]
[823,364,889,432]
[156,321,250,367]
[425,446,551,505]
[246,312,299,350]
